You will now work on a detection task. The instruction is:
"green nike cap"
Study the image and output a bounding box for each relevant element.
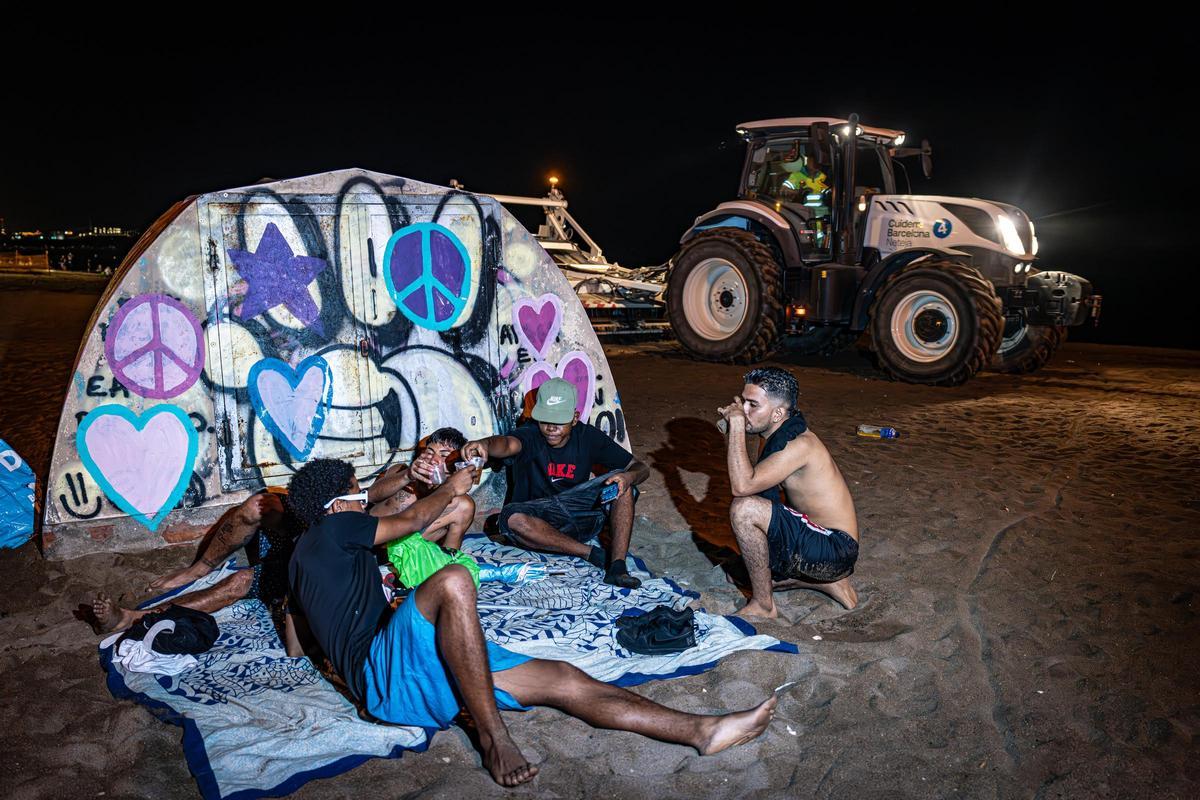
[531,378,577,424]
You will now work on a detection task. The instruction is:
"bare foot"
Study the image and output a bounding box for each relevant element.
[480,732,538,787]
[735,599,778,619]
[699,695,779,755]
[772,577,858,610]
[148,564,204,593]
[91,592,138,634]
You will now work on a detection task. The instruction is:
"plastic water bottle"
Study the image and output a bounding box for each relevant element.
[857,424,900,440]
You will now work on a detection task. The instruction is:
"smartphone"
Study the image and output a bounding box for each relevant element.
[600,482,620,504]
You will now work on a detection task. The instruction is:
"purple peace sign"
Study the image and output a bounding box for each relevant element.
[105,293,205,399]
[382,223,472,331]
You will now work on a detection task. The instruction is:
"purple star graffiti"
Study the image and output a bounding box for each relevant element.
[227,223,328,335]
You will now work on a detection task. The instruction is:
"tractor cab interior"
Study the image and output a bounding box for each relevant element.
[743,136,833,257]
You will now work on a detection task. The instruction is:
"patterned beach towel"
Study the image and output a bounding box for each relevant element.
[101,542,796,799]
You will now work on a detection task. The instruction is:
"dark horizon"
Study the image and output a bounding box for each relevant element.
[3,24,1190,349]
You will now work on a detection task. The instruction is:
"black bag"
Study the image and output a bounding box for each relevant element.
[117,605,220,655]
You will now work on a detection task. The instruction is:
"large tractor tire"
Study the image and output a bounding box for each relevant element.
[868,258,1004,386]
[667,229,785,363]
[990,315,1066,374]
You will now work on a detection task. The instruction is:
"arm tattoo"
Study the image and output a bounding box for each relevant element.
[199,518,251,568]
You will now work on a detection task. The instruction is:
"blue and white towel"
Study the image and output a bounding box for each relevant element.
[466,535,796,686]
[101,543,796,799]
[103,591,429,800]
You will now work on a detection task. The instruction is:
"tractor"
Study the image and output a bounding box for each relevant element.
[666,115,1100,384]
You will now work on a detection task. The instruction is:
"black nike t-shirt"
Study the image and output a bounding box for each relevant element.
[506,421,632,503]
[288,512,386,702]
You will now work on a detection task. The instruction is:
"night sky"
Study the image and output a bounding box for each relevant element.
[4,24,1189,349]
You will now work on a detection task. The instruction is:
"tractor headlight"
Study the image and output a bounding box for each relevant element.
[894,134,906,146]
[997,214,1025,255]
[1029,220,1039,256]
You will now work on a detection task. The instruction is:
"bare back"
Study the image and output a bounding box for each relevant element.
[763,430,859,539]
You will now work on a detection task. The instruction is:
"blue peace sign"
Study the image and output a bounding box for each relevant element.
[382,222,472,331]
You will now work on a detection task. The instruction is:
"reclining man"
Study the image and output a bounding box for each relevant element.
[88,429,472,633]
[720,367,860,617]
[286,457,777,788]
[90,491,295,633]
[462,379,648,589]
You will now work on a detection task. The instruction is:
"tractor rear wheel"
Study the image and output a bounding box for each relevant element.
[667,229,785,363]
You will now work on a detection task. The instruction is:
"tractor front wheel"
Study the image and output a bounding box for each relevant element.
[868,258,1004,386]
[990,315,1066,374]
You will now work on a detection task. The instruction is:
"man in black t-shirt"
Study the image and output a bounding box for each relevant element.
[462,379,649,588]
[285,457,778,788]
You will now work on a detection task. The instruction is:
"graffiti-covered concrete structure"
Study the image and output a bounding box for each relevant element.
[44,170,629,559]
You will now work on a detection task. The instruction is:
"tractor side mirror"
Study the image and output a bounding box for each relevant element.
[808,123,834,168]
[920,139,933,179]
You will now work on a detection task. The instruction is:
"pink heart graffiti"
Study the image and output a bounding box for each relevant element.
[519,350,596,422]
[513,293,563,362]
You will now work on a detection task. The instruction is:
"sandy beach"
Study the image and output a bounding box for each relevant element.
[1,289,1197,799]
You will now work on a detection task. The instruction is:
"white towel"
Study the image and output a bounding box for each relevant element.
[101,619,197,676]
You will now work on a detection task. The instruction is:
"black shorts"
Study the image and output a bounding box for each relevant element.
[767,502,859,582]
[499,471,636,544]
[247,527,295,605]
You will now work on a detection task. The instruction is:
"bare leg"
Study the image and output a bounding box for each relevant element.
[149,495,273,592]
[93,570,253,634]
[422,495,474,550]
[505,512,592,559]
[607,487,635,562]
[771,576,858,610]
[412,565,537,787]
[729,496,778,619]
[494,659,776,754]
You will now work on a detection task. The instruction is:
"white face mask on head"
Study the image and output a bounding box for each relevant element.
[323,491,368,510]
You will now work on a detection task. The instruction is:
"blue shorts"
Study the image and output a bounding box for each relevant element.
[361,592,532,729]
[767,503,859,582]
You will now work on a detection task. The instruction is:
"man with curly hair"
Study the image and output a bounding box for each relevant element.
[286,458,778,788]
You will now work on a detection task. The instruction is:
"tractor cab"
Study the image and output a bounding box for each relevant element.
[735,117,921,265]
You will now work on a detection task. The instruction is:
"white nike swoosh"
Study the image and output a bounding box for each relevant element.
[545,397,566,406]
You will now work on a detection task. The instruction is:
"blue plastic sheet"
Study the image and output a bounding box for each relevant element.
[0,439,36,549]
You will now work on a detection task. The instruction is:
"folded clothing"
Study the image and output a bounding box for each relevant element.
[117,604,220,655]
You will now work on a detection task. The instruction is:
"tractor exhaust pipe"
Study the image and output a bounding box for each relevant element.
[836,113,859,265]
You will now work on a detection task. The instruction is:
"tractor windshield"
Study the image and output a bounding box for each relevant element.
[744,137,830,204]
[743,136,834,252]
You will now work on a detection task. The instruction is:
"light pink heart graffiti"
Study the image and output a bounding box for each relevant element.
[82,410,193,523]
[513,293,564,362]
[518,351,596,422]
[556,350,596,421]
[519,362,556,398]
